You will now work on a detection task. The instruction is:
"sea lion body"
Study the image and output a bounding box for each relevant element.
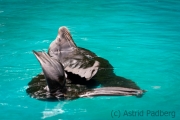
[26,27,144,101]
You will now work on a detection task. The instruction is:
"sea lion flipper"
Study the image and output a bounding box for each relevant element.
[79,87,144,97]
[48,26,77,61]
[65,60,99,80]
[33,50,66,93]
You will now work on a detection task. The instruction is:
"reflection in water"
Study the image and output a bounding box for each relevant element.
[41,102,66,119]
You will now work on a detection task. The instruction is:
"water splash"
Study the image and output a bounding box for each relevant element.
[41,103,66,119]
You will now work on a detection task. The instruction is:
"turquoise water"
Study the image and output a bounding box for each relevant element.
[0,0,180,119]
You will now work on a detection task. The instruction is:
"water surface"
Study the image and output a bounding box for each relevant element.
[0,0,180,119]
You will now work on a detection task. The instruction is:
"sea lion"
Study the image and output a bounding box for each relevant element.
[26,27,144,101]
